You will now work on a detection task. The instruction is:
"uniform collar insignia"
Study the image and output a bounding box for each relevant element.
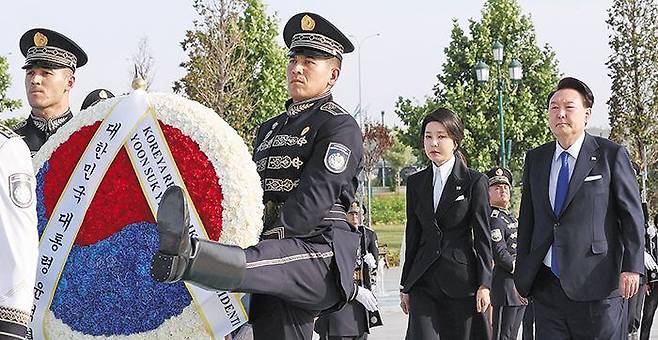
[286,92,331,117]
[31,110,73,133]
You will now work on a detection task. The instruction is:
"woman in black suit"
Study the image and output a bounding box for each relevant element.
[399,108,493,340]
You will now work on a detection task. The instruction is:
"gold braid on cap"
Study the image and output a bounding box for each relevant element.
[25,46,77,71]
[291,33,344,59]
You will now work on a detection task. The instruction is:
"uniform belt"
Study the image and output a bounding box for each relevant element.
[262,201,348,238]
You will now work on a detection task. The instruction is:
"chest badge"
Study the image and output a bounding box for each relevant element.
[301,126,310,136]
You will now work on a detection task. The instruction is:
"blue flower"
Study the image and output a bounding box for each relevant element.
[35,162,50,237]
[50,222,191,336]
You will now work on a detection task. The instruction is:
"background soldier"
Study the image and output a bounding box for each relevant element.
[0,124,38,340]
[150,12,372,340]
[80,88,115,111]
[14,28,87,155]
[487,167,526,340]
[314,202,379,340]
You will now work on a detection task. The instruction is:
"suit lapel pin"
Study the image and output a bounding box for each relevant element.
[456,185,461,191]
[591,156,597,161]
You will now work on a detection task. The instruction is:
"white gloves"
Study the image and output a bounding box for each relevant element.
[363,253,377,269]
[645,251,658,271]
[355,286,378,311]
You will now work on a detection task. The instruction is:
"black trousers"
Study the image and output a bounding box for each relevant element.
[640,282,658,340]
[320,336,368,340]
[533,266,624,340]
[238,238,341,340]
[521,299,534,340]
[405,264,478,340]
[492,305,525,340]
[626,284,646,334]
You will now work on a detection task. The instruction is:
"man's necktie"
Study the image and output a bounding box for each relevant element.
[552,151,570,277]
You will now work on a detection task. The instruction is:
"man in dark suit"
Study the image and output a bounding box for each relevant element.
[514,77,645,339]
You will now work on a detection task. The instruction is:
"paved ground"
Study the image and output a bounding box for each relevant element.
[313,266,658,340]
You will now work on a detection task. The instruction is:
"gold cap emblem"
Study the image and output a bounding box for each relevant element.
[33,32,48,47]
[301,15,315,31]
[99,90,108,99]
[495,168,503,176]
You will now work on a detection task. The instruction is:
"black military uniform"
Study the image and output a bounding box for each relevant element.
[150,12,365,340]
[13,28,87,155]
[81,89,115,111]
[487,167,526,340]
[314,203,379,340]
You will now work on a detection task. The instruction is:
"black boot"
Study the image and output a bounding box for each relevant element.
[151,185,192,282]
[151,185,246,291]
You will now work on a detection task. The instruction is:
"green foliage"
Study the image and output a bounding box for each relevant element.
[0,56,22,112]
[607,0,658,209]
[370,192,406,225]
[383,130,415,190]
[395,0,560,174]
[174,0,287,143]
[0,117,24,129]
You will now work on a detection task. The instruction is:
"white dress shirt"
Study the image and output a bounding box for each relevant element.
[432,156,455,212]
[543,133,585,267]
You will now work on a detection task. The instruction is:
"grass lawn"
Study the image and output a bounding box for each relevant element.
[372,223,404,267]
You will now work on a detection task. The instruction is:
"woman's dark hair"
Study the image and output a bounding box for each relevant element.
[419,107,467,164]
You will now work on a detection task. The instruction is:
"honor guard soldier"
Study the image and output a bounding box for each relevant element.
[81,89,114,111]
[0,124,38,340]
[315,202,379,340]
[150,12,371,340]
[14,28,87,155]
[487,167,526,340]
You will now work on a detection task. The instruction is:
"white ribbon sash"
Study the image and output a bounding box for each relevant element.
[30,91,149,339]
[29,91,247,339]
[126,112,248,337]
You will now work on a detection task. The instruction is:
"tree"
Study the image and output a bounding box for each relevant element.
[130,36,156,90]
[361,122,393,226]
[0,56,21,112]
[395,0,560,175]
[607,0,658,209]
[383,130,414,190]
[174,0,287,142]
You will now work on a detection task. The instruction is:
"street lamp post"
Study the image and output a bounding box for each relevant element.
[381,110,386,187]
[475,41,523,168]
[350,33,381,128]
[349,33,380,227]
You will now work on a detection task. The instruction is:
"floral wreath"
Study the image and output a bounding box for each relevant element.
[32,93,263,339]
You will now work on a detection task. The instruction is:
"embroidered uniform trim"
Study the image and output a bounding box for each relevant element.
[31,112,71,133]
[261,226,284,239]
[291,33,344,58]
[0,306,30,326]
[287,102,314,117]
[262,178,300,192]
[256,158,268,172]
[267,156,303,170]
[256,135,308,153]
[25,45,78,70]
[320,101,348,115]
[245,251,334,269]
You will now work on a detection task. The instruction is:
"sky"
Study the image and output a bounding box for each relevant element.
[0,0,612,128]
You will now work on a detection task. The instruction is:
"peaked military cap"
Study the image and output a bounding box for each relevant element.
[348,201,367,215]
[81,89,115,110]
[20,28,87,72]
[548,77,594,108]
[486,167,513,187]
[283,12,354,61]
